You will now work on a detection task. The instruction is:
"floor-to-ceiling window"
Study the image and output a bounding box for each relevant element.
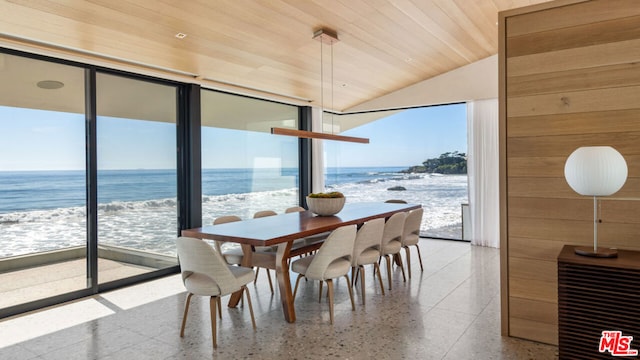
[200,90,299,222]
[95,73,179,283]
[0,53,88,309]
[323,104,468,240]
[0,51,183,317]
[0,48,304,317]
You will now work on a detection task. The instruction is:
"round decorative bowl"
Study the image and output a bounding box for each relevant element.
[306,196,346,216]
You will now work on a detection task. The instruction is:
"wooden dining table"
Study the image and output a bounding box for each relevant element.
[181,201,421,323]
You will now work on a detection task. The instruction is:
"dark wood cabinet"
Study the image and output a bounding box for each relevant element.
[558,245,640,359]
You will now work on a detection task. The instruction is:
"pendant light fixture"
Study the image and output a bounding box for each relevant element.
[271,28,369,144]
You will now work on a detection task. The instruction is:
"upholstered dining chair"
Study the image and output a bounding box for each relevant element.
[176,236,256,350]
[350,218,385,305]
[214,215,276,294]
[212,215,244,265]
[402,208,424,278]
[284,205,328,250]
[252,210,279,293]
[291,224,357,324]
[379,211,407,290]
[254,210,278,218]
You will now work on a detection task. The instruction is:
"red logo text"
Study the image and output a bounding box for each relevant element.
[599,331,638,357]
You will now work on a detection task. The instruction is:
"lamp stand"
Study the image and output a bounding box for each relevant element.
[574,196,617,258]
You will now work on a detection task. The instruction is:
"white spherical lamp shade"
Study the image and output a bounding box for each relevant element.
[564,146,628,196]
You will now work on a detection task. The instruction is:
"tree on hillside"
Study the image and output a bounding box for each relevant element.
[422,151,467,174]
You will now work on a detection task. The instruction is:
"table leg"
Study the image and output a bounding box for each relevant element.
[276,241,296,323]
[228,244,254,308]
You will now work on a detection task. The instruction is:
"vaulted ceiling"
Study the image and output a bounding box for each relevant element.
[0,0,551,111]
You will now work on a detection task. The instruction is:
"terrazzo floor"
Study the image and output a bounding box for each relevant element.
[0,239,559,359]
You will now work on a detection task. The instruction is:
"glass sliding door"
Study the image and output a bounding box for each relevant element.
[0,53,88,309]
[200,90,299,222]
[323,104,468,240]
[96,73,179,284]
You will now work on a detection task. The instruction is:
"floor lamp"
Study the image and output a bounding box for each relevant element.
[564,146,628,258]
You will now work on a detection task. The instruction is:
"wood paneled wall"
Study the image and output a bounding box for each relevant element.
[500,0,640,345]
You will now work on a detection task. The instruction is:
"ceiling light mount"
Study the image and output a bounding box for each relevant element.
[313,28,339,45]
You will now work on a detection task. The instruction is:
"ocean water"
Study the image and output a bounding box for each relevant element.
[0,168,467,258]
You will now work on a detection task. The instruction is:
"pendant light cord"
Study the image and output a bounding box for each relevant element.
[320,37,324,133]
[331,40,334,135]
[270,29,369,144]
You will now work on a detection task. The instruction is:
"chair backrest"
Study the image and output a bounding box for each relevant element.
[381,212,406,249]
[285,206,305,213]
[352,218,385,266]
[176,236,240,295]
[213,215,242,225]
[253,210,277,218]
[385,199,407,204]
[402,208,424,246]
[212,215,242,252]
[306,225,357,280]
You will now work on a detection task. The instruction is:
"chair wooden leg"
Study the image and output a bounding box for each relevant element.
[266,269,274,294]
[255,267,274,294]
[327,279,334,324]
[210,296,218,349]
[372,261,379,283]
[414,244,424,272]
[217,297,222,319]
[404,246,412,279]
[392,253,402,267]
[293,273,304,300]
[350,266,357,287]
[242,286,257,330]
[344,274,355,310]
[396,253,407,282]
[180,293,193,337]
[373,262,385,296]
[384,255,392,290]
[326,280,330,299]
[318,280,324,303]
[359,266,366,305]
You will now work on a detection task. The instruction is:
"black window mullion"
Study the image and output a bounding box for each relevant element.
[177,84,202,231]
[299,106,312,207]
[84,67,98,291]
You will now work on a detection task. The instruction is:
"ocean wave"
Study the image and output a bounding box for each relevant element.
[99,198,178,213]
[1,175,467,257]
[0,206,86,224]
[355,173,426,185]
[2,191,271,224]
[0,196,183,223]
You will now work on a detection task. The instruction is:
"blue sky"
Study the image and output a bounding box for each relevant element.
[0,103,466,171]
[0,107,86,171]
[324,103,467,167]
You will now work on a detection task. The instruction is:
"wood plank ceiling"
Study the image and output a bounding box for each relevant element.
[0,0,551,111]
